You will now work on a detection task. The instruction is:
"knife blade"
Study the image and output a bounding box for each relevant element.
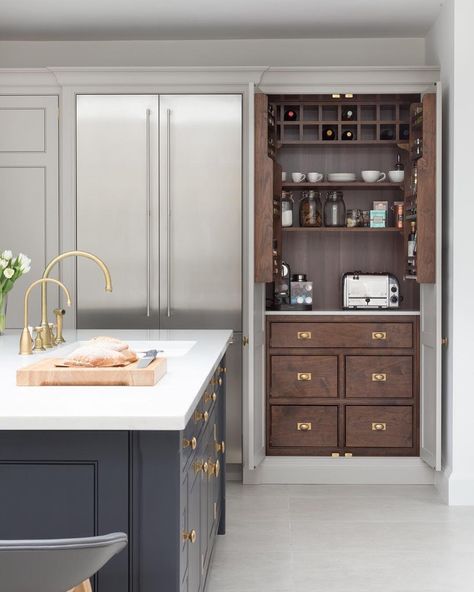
[136,349,159,368]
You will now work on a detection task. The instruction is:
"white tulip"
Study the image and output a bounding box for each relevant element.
[0,259,7,270]
[4,268,14,279]
[17,253,31,273]
[1,250,12,261]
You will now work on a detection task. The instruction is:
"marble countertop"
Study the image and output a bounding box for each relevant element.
[0,329,232,431]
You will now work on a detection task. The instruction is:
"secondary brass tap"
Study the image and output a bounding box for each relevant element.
[40,250,112,347]
[20,278,72,355]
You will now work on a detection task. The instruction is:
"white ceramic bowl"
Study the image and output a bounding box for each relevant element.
[327,173,356,183]
[388,170,405,183]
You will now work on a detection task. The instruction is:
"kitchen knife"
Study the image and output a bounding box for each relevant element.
[137,349,160,368]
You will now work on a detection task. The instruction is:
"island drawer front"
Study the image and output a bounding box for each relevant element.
[346,356,413,398]
[270,405,338,448]
[270,355,338,398]
[345,405,413,448]
[270,322,413,349]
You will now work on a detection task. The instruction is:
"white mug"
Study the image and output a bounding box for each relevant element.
[361,170,386,183]
[307,172,324,183]
[291,172,306,183]
[282,171,288,182]
[388,170,405,183]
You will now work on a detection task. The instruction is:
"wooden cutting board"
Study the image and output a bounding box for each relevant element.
[17,357,167,387]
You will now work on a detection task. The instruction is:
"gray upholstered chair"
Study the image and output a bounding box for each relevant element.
[0,532,127,592]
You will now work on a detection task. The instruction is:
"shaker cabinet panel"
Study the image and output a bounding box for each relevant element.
[270,355,338,398]
[346,356,413,398]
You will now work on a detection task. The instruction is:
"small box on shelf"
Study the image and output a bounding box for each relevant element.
[370,210,387,228]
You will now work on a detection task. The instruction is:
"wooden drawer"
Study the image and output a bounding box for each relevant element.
[346,356,413,398]
[345,405,413,448]
[270,355,338,398]
[270,322,413,349]
[270,405,338,447]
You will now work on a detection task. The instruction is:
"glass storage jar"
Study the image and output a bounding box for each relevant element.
[324,191,346,227]
[281,191,294,227]
[299,190,322,227]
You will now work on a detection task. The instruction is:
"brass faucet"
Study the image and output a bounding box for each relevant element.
[40,250,112,347]
[20,278,72,355]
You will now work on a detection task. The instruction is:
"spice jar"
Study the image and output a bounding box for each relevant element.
[324,191,346,227]
[299,190,322,227]
[281,191,294,227]
[346,208,361,228]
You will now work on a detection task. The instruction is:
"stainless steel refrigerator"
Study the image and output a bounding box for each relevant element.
[76,94,243,462]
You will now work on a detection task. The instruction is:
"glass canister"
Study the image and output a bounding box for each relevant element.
[299,190,322,227]
[324,191,346,227]
[281,191,294,227]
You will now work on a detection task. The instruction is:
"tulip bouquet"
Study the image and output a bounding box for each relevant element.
[0,250,31,334]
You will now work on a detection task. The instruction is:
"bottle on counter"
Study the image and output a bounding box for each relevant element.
[299,190,322,227]
[324,191,346,227]
[281,191,294,227]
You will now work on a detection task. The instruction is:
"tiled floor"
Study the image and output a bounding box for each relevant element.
[207,483,474,592]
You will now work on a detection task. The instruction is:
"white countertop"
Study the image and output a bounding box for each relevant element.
[265,310,420,316]
[0,329,232,431]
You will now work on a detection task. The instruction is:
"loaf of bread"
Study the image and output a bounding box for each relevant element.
[62,346,130,368]
[87,337,138,363]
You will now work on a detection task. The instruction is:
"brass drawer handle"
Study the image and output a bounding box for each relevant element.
[208,458,220,478]
[372,422,387,431]
[183,436,197,450]
[194,410,209,423]
[372,331,387,340]
[194,459,209,474]
[205,392,217,403]
[297,422,312,431]
[215,440,225,454]
[297,331,312,340]
[182,529,197,544]
[372,373,387,382]
[297,372,312,381]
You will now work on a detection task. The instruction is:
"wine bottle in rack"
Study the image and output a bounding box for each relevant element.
[323,127,337,141]
[341,130,355,141]
[284,109,298,121]
[342,107,356,121]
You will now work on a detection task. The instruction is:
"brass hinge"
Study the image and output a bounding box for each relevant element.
[242,336,249,346]
[442,337,448,347]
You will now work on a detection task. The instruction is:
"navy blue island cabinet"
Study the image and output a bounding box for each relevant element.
[0,358,227,592]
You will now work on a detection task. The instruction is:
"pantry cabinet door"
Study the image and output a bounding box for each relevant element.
[420,83,442,470]
[0,96,59,328]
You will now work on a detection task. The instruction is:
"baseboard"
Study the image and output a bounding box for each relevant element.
[225,462,243,482]
[444,473,474,505]
[243,456,435,485]
[434,467,450,503]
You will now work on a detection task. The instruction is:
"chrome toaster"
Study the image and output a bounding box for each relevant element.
[342,272,400,310]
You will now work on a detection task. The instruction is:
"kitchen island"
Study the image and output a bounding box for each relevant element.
[0,329,231,592]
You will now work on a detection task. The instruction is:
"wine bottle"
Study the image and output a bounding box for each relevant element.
[380,128,395,141]
[323,127,337,141]
[407,221,417,275]
[341,130,355,141]
[284,109,298,122]
[394,152,404,171]
[342,107,356,121]
[399,124,409,141]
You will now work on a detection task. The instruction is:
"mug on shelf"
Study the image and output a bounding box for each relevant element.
[291,172,306,183]
[361,170,386,183]
[388,170,405,183]
[307,172,324,183]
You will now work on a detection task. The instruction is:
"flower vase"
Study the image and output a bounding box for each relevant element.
[0,293,7,335]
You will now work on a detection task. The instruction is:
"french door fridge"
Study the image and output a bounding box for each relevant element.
[76,94,243,461]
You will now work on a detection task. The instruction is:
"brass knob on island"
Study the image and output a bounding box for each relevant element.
[205,392,217,403]
[208,459,220,478]
[183,436,197,450]
[194,410,209,423]
[194,459,209,475]
[182,529,197,544]
[215,440,225,454]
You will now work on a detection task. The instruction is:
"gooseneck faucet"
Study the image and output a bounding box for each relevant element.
[20,278,72,355]
[40,250,113,348]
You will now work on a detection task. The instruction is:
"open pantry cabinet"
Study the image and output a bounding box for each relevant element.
[246,79,442,482]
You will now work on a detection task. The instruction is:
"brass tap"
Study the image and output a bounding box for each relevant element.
[20,278,72,355]
[40,251,112,347]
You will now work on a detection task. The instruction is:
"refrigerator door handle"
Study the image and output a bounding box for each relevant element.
[166,108,172,318]
[146,108,152,317]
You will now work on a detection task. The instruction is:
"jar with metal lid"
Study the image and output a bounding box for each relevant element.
[324,191,346,227]
[299,190,322,227]
[281,191,294,227]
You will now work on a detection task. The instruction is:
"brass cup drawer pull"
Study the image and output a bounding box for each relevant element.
[372,373,387,382]
[208,458,221,478]
[297,372,312,381]
[372,331,387,340]
[205,392,217,403]
[194,410,209,423]
[182,529,197,544]
[297,422,312,431]
[194,459,209,474]
[215,440,225,454]
[297,331,312,340]
[183,436,197,450]
[372,422,387,431]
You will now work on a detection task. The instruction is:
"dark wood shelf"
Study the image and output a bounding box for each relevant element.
[279,140,401,146]
[282,182,403,190]
[278,120,407,126]
[283,227,402,233]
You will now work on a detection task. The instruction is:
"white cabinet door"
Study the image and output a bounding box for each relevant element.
[420,83,443,470]
[0,96,59,328]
